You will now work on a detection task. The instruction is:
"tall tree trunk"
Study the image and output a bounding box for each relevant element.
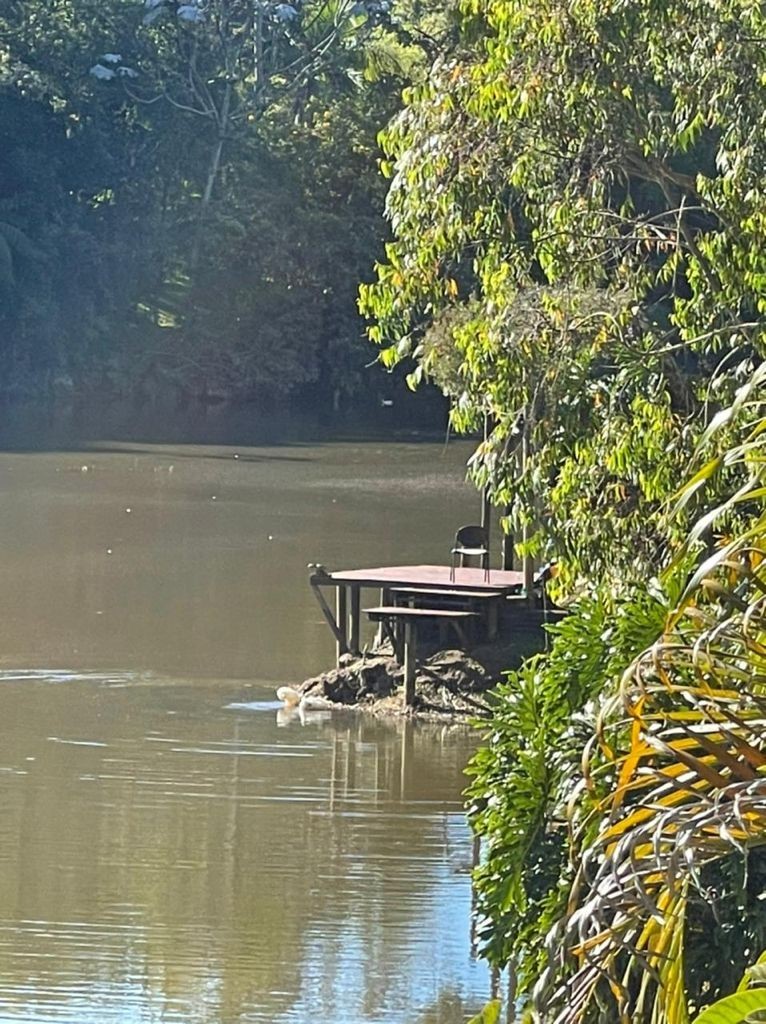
[191,80,233,270]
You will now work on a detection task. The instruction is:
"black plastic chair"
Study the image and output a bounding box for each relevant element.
[450,524,490,582]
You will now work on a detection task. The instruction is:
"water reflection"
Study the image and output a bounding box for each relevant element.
[0,435,491,1022]
[0,674,490,1023]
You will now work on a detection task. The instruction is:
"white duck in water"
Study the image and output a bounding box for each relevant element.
[276,686,335,712]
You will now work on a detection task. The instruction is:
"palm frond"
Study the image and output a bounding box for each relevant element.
[534,377,766,1023]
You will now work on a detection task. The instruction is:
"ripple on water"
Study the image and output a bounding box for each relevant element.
[0,673,491,1023]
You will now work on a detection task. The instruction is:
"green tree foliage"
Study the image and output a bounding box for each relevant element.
[360,0,766,588]
[466,587,674,977]
[360,1,766,1020]
[0,0,448,404]
[470,353,766,1024]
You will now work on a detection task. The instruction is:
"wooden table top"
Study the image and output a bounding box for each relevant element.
[319,564,524,593]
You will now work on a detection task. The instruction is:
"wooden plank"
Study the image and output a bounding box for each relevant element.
[393,586,502,643]
[390,587,503,600]
[349,584,361,654]
[366,605,477,655]
[309,572,335,587]
[502,522,515,571]
[310,582,342,644]
[328,564,524,593]
[336,586,348,664]
[364,606,478,620]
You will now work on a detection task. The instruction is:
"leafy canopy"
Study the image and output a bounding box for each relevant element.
[360,0,766,589]
[361,2,766,1021]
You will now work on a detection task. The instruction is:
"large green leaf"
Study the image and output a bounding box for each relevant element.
[693,991,766,1024]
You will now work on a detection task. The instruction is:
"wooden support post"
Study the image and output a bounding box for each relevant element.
[310,580,343,645]
[375,587,390,648]
[502,503,515,570]
[502,533,515,570]
[487,598,499,641]
[349,584,361,654]
[335,586,348,665]
[395,617,404,662]
[403,620,416,707]
[523,552,535,607]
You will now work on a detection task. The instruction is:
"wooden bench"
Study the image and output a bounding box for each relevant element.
[389,586,504,640]
[364,605,478,706]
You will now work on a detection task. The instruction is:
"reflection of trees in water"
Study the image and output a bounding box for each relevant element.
[412,977,517,1024]
[265,715,486,1021]
[0,683,484,1022]
[414,989,487,1024]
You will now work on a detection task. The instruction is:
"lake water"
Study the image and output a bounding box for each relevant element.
[0,435,494,1023]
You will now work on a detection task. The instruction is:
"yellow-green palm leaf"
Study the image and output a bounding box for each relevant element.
[536,369,766,1023]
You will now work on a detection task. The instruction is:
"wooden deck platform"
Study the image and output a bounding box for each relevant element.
[309,564,527,665]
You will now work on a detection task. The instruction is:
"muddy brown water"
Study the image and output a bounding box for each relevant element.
[0,437,494,1023]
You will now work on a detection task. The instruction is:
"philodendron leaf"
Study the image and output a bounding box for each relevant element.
[467,1000,502,1024]
[692,990,766,1024]
[739,956,766,992]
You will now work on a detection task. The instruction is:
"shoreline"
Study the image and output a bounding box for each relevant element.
[296,647,512,720]
[293,602,561,719]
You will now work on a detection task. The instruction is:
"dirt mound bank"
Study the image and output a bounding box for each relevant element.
[299,648,501,717]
